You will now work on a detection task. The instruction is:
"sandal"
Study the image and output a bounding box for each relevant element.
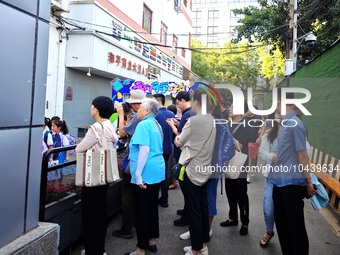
[259,232,274,248]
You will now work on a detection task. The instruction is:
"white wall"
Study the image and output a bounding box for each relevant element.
[46,0,70,118]
[106,0,192,65]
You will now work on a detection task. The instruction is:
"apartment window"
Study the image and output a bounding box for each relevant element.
[173,35,178,54]
[230,26,237,37]
[143,4,152,33]
[182,48,186,58]
[207,26,218,36]
[193,26,201,35]
[208,10,219,19]
[160,22,167,45]
[188,32,192,48]
[230,10,241,19]
[193,11,202,20]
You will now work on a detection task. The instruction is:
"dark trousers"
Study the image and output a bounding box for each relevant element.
[133,183,161,249]
[273,185,309,255]
[121,172,134,231]
[82,185,108,255]
[176,157,188,218]
[225,178,249,225]
[159,153,170,203]
[181,172,210,251]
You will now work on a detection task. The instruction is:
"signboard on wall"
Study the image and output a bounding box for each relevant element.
[65,86,73,101]
[104,16,183,77]
[110,77,193,103]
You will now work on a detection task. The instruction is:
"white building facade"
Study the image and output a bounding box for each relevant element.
[46,0,193,136]
[192,0,258,46]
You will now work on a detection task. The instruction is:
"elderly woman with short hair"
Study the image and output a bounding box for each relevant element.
[124,98,165,255]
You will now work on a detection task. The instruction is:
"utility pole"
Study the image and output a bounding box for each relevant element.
[292,0,298,71]
[288,0,295,59]
[285,0,297,76]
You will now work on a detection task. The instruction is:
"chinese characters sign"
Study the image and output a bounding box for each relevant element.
[110,78,193,103]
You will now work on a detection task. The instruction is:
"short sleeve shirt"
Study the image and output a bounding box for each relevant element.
[129,116,165,185]
[123,115,140,137]
[268,111,307,187]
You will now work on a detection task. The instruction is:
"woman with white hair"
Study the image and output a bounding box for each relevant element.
[124,98,165,255]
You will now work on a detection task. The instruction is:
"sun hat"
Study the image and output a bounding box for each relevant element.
[126,90,146,104]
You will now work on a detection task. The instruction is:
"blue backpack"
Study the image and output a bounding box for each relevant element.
[211,121,235,196]
[211,122,235,168]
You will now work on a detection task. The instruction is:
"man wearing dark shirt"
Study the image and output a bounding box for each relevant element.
[166,91,194,226]
[153,94,175,208]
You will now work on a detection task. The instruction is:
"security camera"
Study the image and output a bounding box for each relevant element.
[86,68,91,77]
[305,32,317,48]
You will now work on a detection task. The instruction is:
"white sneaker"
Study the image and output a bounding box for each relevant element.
[180,231,190,240]
[183,246,191,253]
[183,246,208,255]
[180,229,212,241]
[209,229,213,238]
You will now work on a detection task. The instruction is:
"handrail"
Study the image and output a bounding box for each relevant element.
[39,145,77,221]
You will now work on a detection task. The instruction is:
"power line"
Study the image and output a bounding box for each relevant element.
[60,17,267,52]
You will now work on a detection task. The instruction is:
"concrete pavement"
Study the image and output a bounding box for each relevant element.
[72,173,340,255]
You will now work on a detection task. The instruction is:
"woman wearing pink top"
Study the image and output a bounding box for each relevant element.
[76,96,118,255]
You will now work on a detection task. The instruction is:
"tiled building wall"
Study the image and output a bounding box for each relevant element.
[0,0,50,247]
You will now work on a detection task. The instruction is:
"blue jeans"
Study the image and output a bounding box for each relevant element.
[263,178,274,232]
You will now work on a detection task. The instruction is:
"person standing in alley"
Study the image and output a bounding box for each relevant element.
[124,98,165,255]
[112,90,146,239]
[166,91,194,227]
[268,89,316,255]
[76,96,118,255]
[153,94,175,208]
[175,90,216,255]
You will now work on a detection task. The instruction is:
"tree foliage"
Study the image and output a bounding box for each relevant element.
[191,41,284,94]
[233,0,340,61]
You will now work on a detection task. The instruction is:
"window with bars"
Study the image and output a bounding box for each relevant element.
[173,35,178,54]
[160,22,167,45]
[208,10,219,19]
[207,26,218,36]
[193,11,202,20]
[193,26,201,35]
[143,4,152,33]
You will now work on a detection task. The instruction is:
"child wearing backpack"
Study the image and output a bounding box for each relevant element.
[60,120,77,176]
[42,117,53,154]
[47,119,69,181]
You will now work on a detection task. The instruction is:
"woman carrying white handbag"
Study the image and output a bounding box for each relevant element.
[76,96,118,255]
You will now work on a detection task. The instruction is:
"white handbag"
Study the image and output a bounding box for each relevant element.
[225,139,248,179]
[76,125,120,187]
